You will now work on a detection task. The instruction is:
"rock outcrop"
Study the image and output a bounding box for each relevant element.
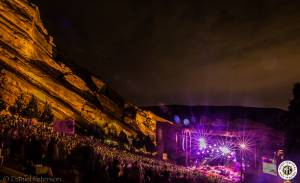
[0,0,170,139]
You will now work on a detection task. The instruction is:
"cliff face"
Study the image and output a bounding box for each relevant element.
[0,0,163,139]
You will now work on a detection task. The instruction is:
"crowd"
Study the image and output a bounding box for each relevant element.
[0,114,235,183]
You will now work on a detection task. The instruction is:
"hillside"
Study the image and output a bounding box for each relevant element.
[0,0,162,139]
[143,105,287,129]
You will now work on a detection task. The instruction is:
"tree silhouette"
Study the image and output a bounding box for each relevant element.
[286,83,300,151]
[22,95,39,121]
[0,71,6,111]
[107,124,118,140]
[132,138,143,149]
[133,133,145,149]
[285,83,300,182]
[118,130,129,148]
[0,98,6,111]
[39,102,54,124]
[10,94,25,115]
[118,131,129,144]
[144,135,156,152]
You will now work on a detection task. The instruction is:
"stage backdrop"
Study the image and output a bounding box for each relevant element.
[53,120,75,134]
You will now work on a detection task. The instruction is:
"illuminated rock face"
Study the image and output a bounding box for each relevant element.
[0,0,164,139]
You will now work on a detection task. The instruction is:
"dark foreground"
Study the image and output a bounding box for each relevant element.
[0,115,233,183]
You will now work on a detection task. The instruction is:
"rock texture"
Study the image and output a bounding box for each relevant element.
[0,0,170,139]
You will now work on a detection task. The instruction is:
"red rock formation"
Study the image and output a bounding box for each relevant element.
[0,0,171,139]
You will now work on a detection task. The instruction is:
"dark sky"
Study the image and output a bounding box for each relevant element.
[34,0,300,109]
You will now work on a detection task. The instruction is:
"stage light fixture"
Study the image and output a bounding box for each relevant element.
[199,137,207,150]
[240,143,246,150]
[219,146,231,155]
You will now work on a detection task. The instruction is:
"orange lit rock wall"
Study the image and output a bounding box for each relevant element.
[0,0,167,139]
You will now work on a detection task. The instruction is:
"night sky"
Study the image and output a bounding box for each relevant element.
[33,0,300,109]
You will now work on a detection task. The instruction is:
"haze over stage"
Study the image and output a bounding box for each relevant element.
[144,105,286,129]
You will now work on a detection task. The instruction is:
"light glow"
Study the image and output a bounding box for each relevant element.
[236,134,254,153]
[240,143,246,150]
[199,137,207,150]
[219,146,231,155]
